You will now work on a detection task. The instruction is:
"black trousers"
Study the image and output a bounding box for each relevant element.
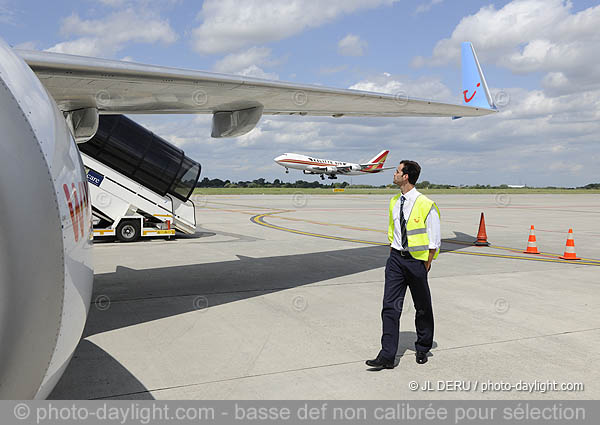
[379,248,434,360]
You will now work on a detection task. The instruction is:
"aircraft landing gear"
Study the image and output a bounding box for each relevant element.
[320,174,325,180]
[327,175,337,180]
[285,168,289,174]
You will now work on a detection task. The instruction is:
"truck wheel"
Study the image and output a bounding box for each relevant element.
[116,220,140,242]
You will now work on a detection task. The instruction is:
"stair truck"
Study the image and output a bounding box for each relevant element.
[77,115,202,242]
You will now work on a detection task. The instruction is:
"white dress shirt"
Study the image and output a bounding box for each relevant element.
[391,187,441,251]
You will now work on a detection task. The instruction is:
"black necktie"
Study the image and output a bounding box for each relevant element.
[400,195,408,250]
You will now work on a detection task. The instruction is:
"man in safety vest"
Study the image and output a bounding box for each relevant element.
[366,160,441,369]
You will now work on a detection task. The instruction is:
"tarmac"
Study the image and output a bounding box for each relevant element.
[49,193,600,400]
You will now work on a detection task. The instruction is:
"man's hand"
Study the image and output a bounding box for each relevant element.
[426,248,436,273]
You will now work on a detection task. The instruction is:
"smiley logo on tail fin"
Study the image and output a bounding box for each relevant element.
[463,83,481,103]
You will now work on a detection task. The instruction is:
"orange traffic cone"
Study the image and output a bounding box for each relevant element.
[559,228,580,260]
[474,212,490,246]
[523,225,540,254]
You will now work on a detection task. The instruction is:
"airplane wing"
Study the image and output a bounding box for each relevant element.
[307,165,354,174]
[363,166,396,171]
[17,49,497,119]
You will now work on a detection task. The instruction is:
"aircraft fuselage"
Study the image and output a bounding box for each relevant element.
[274,153,382,177]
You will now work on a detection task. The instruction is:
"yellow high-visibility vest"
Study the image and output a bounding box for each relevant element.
[388,193,440,261]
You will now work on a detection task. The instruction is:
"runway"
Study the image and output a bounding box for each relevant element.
[49,194,600,400]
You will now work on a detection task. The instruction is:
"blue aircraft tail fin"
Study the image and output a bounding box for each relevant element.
[461,42,496,109]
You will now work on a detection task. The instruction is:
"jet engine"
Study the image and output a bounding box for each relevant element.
[0,39,93,399]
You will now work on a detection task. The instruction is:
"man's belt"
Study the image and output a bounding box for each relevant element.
[391,247,412,258]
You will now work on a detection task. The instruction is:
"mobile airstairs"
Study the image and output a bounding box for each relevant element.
[78,115,201,242]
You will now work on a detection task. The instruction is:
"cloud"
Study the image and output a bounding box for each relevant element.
[338,34,367,56]
[191,0,398,54]
[212,47,280,79]
[46,9,177,57]
[415,0,443,15]
[212,46,279,79]
[349,73,453,102]
[214,47,272,73]
[235,65,279,80]
[414,0,600,95]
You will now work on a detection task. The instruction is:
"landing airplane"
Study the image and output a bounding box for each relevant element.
[274,150,393,179]
[0,39,496,399]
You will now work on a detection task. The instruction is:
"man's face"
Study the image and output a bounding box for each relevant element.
[393,164,405,186]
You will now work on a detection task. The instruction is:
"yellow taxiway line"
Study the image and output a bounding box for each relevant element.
[251,211,600,266]
[252,212,386,246]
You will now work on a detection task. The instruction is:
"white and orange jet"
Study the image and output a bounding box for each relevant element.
[274,150,392,179]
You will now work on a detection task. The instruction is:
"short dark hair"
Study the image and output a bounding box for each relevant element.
[399,160,421,185]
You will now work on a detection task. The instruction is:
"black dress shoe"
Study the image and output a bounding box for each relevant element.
[366,355,394,369]
[416,351,428,364]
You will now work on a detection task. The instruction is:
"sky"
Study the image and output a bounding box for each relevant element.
[2,0,599,187]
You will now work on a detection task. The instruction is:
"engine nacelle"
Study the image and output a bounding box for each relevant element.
[351,164,361,171]
[211,105,263,138]
[0,39,93,399]
[326,166,338,174]
[303,170,318,175]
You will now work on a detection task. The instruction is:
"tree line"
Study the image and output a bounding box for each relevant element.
[197,177,351,188]
[197,178,600,189]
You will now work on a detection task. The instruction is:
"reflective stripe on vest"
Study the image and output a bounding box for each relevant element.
[388,194,440,261]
